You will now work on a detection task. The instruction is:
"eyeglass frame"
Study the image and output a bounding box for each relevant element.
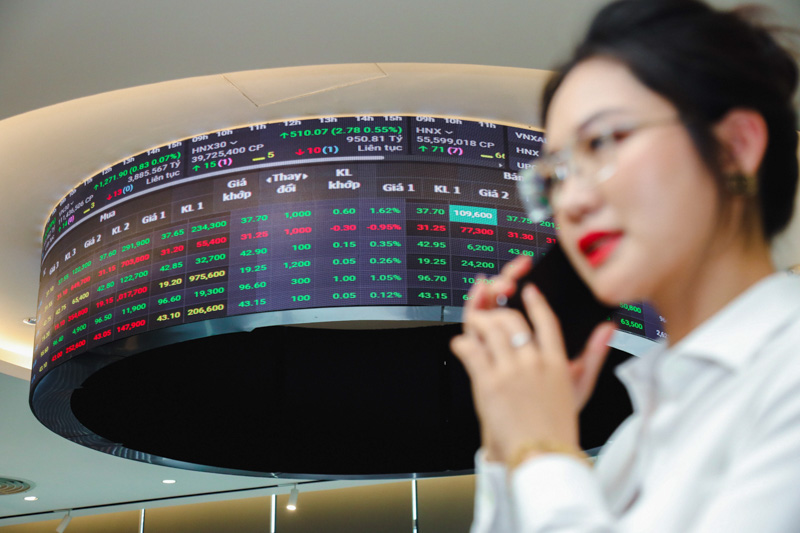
[517,116,681,223]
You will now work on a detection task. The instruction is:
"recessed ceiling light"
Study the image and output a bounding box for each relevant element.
[23,496,38,501]
[162,479,176,484]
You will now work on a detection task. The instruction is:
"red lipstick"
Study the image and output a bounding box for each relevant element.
[578,231,622,268]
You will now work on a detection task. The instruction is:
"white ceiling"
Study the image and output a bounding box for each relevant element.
[1,0,799,526]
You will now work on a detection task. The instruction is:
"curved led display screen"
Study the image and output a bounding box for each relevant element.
[30,115,662,477]
[33,116,663,382]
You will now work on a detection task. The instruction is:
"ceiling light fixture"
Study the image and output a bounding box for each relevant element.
[270,494,277,533]
[24,496,38,501]
[412,480,419,533]
[286,485,299,511]
[161,479,176,484]
[55,511,72,533]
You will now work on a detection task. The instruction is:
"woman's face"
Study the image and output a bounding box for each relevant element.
[546,57,723,305]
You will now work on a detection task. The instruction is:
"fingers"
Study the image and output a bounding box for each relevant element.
[461,279,569,374]
[521,284,566,361]
[500,254,534,280]
[477,310,535,371]
[464,274,491,313]
[455,307,538,376]
[494,255,534,296]
[570,321,616,410]
[583,321,616,360]
[450,333,491,378]
[465,256,533,313]
[579,321,616,375]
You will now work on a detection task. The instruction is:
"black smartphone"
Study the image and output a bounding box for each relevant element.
[502,242,615,359]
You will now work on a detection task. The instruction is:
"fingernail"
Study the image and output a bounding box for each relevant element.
[522,284,538,300]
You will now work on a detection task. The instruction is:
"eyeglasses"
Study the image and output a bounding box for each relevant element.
[517,117,679,222]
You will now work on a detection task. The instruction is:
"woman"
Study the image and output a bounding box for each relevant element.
[450,0,800,531]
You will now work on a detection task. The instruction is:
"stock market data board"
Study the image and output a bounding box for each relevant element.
[32,115,664,386]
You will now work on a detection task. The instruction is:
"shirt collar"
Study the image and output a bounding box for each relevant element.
[615,272,800,411]
[670,272,800,371]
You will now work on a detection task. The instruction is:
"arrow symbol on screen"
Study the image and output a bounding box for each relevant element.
[230,141,238,145]
[295,149,305,155]
[418,146,428,152]
[192,165,200,171]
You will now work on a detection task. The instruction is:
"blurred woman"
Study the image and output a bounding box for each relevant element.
[451,0,800,531]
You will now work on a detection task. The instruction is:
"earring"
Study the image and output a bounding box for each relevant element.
[726,171,758,196]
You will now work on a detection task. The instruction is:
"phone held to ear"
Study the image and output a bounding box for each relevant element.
[501,242,615,359]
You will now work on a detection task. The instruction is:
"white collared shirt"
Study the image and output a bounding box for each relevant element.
[472,272,800,533]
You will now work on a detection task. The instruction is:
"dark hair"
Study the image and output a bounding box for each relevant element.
[542,0,799,240]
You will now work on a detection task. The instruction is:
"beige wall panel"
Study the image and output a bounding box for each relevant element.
[276,481,411,533]
[418,475,476,533]
[144,496,271,533]
[0,511,139,533]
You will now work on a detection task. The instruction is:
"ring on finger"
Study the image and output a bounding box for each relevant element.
[510,332,532,348]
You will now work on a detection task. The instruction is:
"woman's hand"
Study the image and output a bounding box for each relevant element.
[451,257,615,463]
[461,255,534,313]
